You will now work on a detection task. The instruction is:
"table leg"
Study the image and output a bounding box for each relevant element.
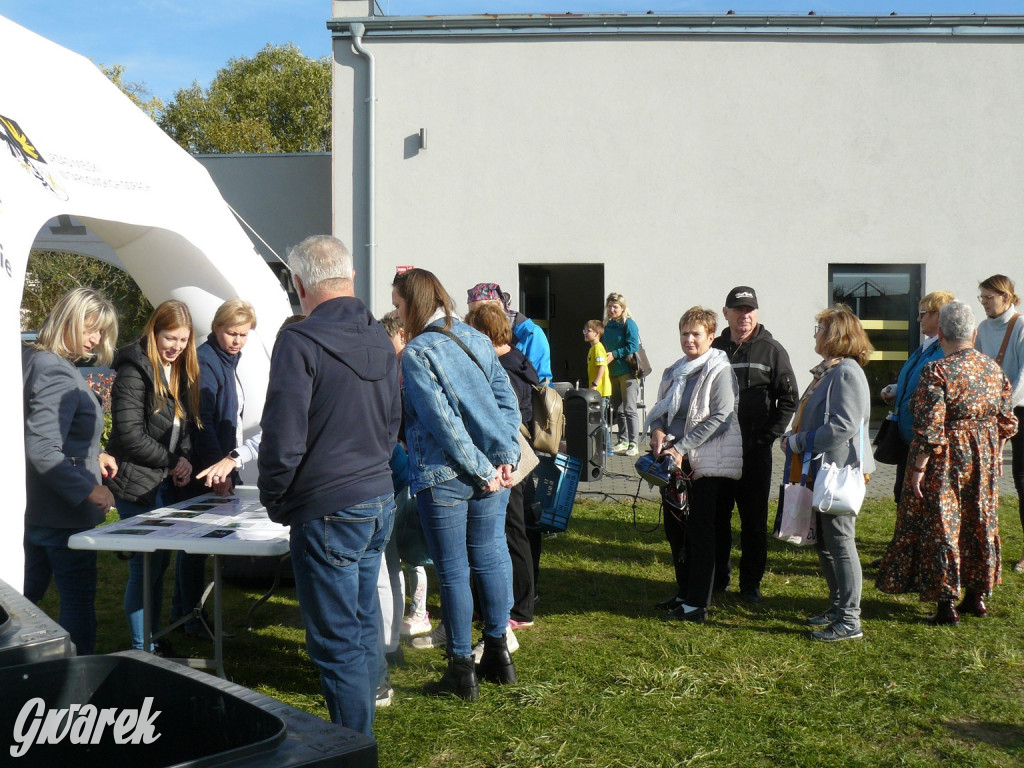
[245,553,289,630]
[142,552,153,653]
[213,554,225,678]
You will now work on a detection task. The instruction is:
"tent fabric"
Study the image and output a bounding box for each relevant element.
[1,15,292,590]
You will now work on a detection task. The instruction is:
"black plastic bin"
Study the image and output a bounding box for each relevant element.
[0,577,74,665]
[0,651,377,767]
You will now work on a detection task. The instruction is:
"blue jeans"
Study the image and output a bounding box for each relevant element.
[23,525,98,655]
[117,479,173,650]
[290,493,395,736]
[417,475,511,657]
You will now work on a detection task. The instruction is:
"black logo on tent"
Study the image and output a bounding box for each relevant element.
[0,114,68,200]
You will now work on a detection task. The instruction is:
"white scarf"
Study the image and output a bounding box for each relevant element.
[644,347,728,431]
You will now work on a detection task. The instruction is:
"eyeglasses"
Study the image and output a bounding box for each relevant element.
[814,324,822,334]
[978,293,1004,303]
[917,310,931,319]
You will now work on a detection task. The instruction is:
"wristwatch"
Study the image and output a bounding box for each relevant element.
[229,449,241,468]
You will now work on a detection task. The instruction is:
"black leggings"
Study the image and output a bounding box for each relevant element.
[1011,406,1024,533]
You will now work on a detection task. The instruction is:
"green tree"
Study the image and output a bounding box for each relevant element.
[22,252,153,345]
[99,63,163,121]
[159,43,331,154]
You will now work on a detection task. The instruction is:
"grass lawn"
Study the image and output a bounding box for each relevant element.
[52,496,1024,767]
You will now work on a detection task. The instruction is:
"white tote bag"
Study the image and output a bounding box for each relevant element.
[812,382,866,517]
[774,432,818,546]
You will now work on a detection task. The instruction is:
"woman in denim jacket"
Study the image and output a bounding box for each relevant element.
[392,269,521,701]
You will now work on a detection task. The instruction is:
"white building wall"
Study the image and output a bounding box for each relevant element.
[332,21,1024,388]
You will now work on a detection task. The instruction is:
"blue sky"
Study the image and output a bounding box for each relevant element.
[0,1,1019,105]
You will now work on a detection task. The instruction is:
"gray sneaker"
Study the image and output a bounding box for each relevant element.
[806,609,839,627]
[810,623,863,642]
[411,623,446,650]
[626,442,639,457]
[471,626,519,663]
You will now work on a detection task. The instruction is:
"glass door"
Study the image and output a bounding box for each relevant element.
[829,264,923,425]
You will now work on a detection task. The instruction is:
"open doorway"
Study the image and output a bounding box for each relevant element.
[519,264,605,385]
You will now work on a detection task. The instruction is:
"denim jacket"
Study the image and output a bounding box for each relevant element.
[401,318,522,493]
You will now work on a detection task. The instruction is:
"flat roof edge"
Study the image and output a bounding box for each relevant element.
[327,13,1024,37]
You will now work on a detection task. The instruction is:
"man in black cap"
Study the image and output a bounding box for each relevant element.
[712,286,798,603]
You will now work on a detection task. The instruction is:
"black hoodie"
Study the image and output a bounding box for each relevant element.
[257,296,401,527]
[499,346,540,426]
[711,324,798,453]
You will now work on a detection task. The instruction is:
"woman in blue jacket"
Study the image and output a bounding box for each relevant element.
[174,299,259,638]
[604,292,642,456]
[879,291,955,502]
[392,268,521,701]
[22,287,118,655]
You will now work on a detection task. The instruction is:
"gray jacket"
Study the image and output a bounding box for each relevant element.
[22,345,105,529]
[789,358,876,474]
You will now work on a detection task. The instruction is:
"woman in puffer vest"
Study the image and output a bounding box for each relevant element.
[105,300,201,652]
[647,306,742,624]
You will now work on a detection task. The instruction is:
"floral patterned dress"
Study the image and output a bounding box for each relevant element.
[877,347,1017,601]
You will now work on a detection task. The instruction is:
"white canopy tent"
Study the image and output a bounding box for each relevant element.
[1,17,292,589]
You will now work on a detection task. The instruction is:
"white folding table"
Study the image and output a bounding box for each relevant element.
[69,486,289,678]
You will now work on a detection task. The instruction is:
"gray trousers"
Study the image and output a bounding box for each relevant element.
[815,511,862,628]
[611,374,641,444]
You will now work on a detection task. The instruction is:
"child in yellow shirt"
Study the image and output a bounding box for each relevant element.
[584,320,612,397]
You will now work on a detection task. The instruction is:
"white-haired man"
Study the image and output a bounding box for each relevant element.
[258,235,400,735]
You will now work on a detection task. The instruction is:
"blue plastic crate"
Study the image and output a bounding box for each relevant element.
[532,453,582,532]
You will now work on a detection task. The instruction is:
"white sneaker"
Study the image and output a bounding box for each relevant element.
[401,611,431,637]
[411,622,446,650]
[375,682,394,708]
[612,441,629,454]
[626,442,639,457]
[471,626,519,663]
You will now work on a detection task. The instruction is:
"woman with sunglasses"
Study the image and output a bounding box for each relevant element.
[879,291,956,503]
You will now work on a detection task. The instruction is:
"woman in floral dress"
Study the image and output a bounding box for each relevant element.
[877,301,1017,624]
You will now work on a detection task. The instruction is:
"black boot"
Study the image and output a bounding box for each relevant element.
[425,656,479,701]
[926,598,959,626]
[476,634,517,684]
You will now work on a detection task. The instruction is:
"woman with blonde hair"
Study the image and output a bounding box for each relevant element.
[974,274,1024,571]
[783,304,875,642]
[879,290,956,502]
[604,292,643,456]
[23,287,118,655]
[175,299,260,638]
[106,299,201,652]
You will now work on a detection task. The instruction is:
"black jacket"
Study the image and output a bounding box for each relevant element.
[257,296,401,527]
[712,325,798,453]
[105,339,195,505]
[500,347,540,427]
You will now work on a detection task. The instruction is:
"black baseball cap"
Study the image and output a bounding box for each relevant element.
[725,286,758,309]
